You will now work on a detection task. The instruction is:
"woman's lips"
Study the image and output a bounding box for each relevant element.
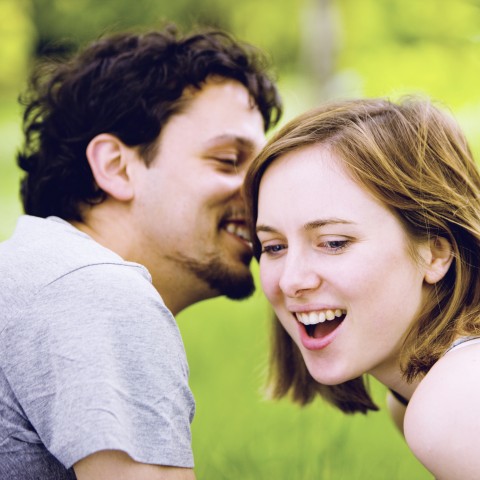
[294,309,346,350]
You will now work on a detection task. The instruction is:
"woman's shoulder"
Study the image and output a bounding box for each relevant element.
[404,341,480,478]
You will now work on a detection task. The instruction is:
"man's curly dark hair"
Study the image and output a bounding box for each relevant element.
[17,25,282,221]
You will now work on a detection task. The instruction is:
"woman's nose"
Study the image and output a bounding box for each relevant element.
[278,251,322,298]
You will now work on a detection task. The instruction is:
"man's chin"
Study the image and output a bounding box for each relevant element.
[198,262,255,300]
[168,251,255,300]
[220,273,255,300]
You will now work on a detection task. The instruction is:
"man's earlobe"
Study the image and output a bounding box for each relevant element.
[86,134,134,202]
[424,236,454,284]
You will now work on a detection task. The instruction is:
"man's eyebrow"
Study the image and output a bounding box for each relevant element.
[256,218,354,234]
[204,134,256,152]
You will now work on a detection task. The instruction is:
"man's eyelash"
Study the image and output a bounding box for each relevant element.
[211,156,240,171]
[218,158,237,165]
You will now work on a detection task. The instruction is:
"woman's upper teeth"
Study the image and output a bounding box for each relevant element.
[296,309,345,325]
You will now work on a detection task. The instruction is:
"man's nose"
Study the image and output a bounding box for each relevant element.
[233,167,250,201]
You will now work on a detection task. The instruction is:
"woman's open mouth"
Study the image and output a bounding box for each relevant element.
[295,309,346,339]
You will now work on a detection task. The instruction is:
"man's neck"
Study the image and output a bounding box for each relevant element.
[71,205,219,316]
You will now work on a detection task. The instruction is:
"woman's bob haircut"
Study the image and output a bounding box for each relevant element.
[244,97,480,413]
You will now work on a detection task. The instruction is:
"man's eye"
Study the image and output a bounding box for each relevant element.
[216,158,237,166]
[209,154,239,166]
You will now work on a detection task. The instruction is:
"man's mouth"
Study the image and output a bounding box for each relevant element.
[224,222,251,242]
[295,309,346,338]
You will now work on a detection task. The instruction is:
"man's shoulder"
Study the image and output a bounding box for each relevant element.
[0,215,150,310]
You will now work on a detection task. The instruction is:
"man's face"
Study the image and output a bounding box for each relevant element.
[131,79,266,311]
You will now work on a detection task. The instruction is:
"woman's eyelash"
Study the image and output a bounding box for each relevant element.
[261,244,286,255]
[260,239,351,256]
[320,240,350,252]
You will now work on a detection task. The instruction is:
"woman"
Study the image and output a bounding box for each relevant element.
[244,97,480,479]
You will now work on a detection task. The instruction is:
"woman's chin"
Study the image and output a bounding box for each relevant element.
[305,364,347,386]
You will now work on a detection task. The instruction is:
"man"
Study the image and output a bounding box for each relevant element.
[0,26,281,479]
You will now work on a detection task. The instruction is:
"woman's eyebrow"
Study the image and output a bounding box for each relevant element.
[256,224,278,234]
[256,219,354,235]
[303,218,354,231]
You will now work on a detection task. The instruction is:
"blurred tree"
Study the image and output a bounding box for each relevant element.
[28,0,305,72]
[30,0,233,57]
[299,0,341,101]
[230,0,303,69]
[18,0,480,147]
[0,0,35,97]
[335,0,480,108]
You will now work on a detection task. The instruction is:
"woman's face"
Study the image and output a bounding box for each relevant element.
[256,144,432,386]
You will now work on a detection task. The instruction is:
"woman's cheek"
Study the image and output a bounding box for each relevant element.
[259,261,282,303]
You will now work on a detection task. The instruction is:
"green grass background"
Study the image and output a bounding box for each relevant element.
[0,92,433,478]
[179,294,432,479]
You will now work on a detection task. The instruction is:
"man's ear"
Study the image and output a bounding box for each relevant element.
[86,133,135,202]
[424,236,454,284]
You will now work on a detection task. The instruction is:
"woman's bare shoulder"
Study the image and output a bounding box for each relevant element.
[404,343,480,479]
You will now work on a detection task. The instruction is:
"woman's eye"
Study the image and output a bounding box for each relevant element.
[320,240,350,253]
[261,244,287,256]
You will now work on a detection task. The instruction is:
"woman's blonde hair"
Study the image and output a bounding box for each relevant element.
[244,97,480,413]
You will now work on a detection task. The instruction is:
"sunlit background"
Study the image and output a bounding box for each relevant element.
[1,1,479,478]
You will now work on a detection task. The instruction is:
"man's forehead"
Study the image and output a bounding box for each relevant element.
[180,77,260,113]
[159,79,266,154]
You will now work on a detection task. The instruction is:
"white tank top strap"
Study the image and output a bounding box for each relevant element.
[444,336,480,355]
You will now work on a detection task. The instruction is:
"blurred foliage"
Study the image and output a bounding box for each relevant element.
[2,0,480,122]
[332,0,480,155]
[0,0,35,96]
[28,0,304,71]
[335,0,480,106]
[1,1,479,477]
[29,0,232,55]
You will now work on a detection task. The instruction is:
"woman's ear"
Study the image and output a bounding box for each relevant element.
[424,236,453,284]
[86,133,135,202]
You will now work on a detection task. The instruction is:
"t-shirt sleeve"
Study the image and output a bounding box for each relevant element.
[3,263,195,469]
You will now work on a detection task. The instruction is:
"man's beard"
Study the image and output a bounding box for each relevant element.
[171,251,255,300]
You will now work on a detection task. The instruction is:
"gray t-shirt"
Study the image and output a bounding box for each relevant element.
[0,216,195,478]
